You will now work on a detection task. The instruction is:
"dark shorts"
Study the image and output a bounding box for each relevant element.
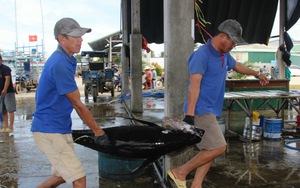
[195,114,227,150]
[0,93,16,113]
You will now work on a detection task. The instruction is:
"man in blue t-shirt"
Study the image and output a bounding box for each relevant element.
[167,19,269,188]
[31,18,108,188]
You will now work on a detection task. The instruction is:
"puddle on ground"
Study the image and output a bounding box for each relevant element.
[0,95,299,187]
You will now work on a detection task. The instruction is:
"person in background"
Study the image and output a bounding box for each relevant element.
[151,65,157,89]
[144,66,153,89]
[161,69,165,86]
[31,17,109,188]
[0,54,16,133]
[167,19,269,188]
[111,63,119,73]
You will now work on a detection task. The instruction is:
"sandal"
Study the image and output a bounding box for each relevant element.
[167,170,186,188]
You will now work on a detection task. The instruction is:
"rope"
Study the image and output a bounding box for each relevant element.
[73,135,92,142]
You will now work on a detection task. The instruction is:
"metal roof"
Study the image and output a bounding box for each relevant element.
[88,31,122,53]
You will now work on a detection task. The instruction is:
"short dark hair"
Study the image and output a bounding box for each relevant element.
[0,54,2,60]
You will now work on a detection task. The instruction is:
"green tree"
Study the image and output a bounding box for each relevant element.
[152,63,163,76]
[111,54,121,65]
[75,54,82,63]
[160,51,164,57]
[151,50,155,57]
[142,60,149,71]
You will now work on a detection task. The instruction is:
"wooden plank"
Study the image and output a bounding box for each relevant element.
[226,79,289,91]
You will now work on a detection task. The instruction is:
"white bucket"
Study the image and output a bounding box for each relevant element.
[243,117,263,140]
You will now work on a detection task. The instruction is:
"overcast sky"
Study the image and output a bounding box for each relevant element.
[0,0,121,58]
[0,0,299,58]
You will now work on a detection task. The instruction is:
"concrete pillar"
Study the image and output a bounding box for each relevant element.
[164,0,195,171]
[277,0,286,79]
[121,0,130,94]
[108,37,112,63]
[130,34,143,112]
[130,0,143,113]
[164,0,194,118]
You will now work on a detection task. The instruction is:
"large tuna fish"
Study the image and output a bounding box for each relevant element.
[72,117,204,172]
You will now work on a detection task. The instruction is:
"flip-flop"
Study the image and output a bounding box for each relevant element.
[167,170,186,188]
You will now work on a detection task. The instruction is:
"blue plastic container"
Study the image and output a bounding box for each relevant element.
[105,69,113,79]
[0,113,2,122]
[263,118,282,141]
[82,70,89,79]
[98,152,146,180]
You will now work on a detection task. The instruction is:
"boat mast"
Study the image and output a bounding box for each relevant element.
[14,0,18,52]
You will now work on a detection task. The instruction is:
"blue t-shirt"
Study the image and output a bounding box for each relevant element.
[31,46,78,134]
[183,39,236,117]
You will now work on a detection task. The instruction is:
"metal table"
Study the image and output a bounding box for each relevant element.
[224,90,300,140]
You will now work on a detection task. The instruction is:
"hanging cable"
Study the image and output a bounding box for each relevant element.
[194,0,212,43]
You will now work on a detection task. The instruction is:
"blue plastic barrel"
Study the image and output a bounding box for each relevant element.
[263,119,282,141]
[98,152,146,180]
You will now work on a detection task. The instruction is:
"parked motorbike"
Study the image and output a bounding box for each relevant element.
[15,70,39,94]
[155,75,164,88]
[114,72,122,92]
[90,70,105,102]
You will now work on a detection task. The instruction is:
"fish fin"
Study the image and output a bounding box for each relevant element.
[122,117,160,127]
[194,127,205,137]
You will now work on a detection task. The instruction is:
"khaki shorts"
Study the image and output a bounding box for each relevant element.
[0,93,16,113]
[195,114,227,150]
[33,132,86,184]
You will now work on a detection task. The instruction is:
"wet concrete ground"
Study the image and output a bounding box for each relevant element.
[0,81,300,187]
